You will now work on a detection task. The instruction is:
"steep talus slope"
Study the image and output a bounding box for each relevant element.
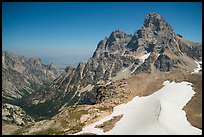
[21,12,202,120]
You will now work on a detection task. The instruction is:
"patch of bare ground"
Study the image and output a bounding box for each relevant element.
[94,115,123,132]
[78,132,97,135]
[110,70,182,105]
[120,71,169,102]
[183,73,202,129]
[2,124,20,135]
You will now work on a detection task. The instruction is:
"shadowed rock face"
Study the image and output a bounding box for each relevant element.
[154,54,175,72]
[177,39,202,60]
[18,12,202,119]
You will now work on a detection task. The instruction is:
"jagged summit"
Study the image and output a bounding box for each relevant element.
[105,29,131,51]
[109,29,127,39]
[145,12,162,20]
[143,12,173,33]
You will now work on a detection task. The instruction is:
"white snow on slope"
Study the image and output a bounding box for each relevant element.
[76,81,202,135]
[192,61,202,73]
[139,52,151,63]
[78,84,94,94]
[131,53,152,74]
[131,65,139,74]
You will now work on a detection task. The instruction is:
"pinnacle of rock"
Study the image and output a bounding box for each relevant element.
[143,12,173,32]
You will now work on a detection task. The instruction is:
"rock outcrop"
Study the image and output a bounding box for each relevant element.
[2,103,34,126]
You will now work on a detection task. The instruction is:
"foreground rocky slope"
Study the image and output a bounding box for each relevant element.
[22,12,202,119]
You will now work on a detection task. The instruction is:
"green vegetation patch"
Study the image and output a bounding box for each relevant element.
[12,128,26,135]
[31,128,65,135]
[65,123,85,134]
[60,119,69,128]
[98,105,113,112]
[69,109,89,120]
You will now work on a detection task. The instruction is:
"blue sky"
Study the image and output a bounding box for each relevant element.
[2,2,202,64]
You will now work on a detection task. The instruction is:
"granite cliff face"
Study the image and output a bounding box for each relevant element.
[19,12,202,120]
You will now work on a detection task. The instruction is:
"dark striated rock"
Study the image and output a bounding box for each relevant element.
[154,54,175,72]
[177,38,202,60]
[78,82,117,105]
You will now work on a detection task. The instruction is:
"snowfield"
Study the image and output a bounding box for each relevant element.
[139,52,151,63]
[76,81,202,135]
[192,61,202,73]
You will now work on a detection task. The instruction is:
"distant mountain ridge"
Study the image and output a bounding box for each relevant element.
[2,51,60,124]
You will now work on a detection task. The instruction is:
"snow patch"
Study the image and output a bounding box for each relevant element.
[192,61,202,73]
[131,66,139,74]
[121,50,126,56]
[78,84,94,94]
[139,53,151,63]
[157,53,160,58]
[131,53,152,74]
[76,81,202,135]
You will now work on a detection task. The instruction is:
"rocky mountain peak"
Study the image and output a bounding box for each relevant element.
[109,29,127,40]
[77,62,86,70]
[94,37,108,52]
[47,63,55,70]
[143,12,173,33]
[106,29,129,50]
[28,57,43,66]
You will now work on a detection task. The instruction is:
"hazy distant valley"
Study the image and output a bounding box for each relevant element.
[41,55,91,72]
